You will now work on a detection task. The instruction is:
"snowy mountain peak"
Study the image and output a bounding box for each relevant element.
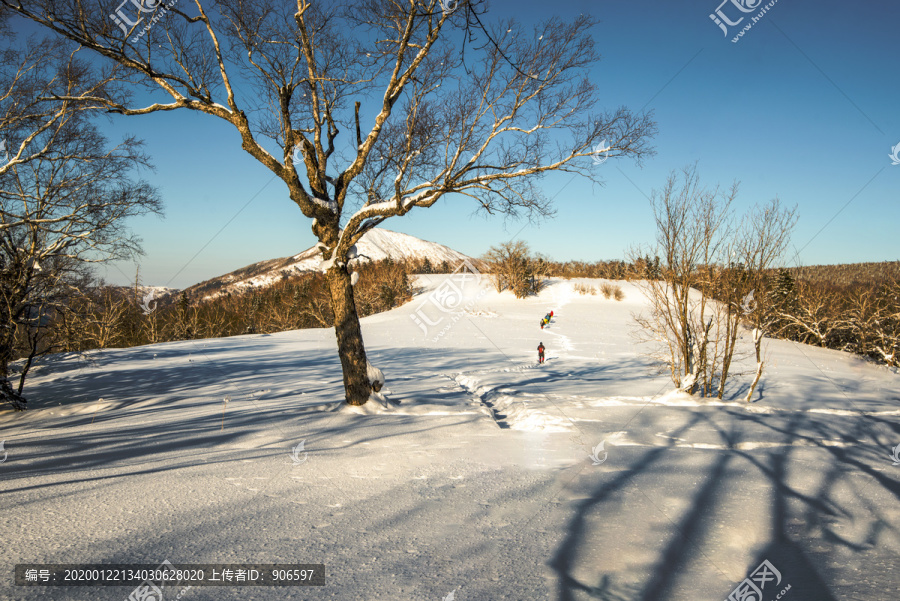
[186,228,477,299]
[291,228,472,267]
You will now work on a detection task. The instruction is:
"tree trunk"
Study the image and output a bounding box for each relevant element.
[325,264,371,406]
[717,309,740,399]
[744,329,764,402]
[0,297,26,409]
[0,343,27,411]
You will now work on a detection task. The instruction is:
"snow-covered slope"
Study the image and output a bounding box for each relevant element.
[2,277,898,600]
[291,228,473,270]
[187,228,477,299]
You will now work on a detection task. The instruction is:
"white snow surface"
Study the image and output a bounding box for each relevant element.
[1,276,898,600]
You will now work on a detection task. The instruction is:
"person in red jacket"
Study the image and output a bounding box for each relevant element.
[537,342,545,364]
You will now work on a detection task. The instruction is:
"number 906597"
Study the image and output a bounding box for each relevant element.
[271,569,315,581]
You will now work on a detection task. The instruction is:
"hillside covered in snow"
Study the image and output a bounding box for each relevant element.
[2,275,898,600]
[186,228,477,300]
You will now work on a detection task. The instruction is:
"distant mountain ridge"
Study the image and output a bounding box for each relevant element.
[185,228,478,300]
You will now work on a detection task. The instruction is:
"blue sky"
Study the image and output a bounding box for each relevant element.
[72,0,900,288]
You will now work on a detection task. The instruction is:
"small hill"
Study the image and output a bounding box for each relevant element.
[185,228,479,299]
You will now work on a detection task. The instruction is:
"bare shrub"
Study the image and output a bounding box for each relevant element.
[613,286,625,301]
[599,283,615,299]
[574,283,596,295]
[631,165,737,397]
[484,241,549,299]
[632,166,795,400]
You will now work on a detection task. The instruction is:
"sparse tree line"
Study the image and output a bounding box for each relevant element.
[550,256,662,281]
[482,225,899,382]
[410,257,466,275]
[759,270,900,367]
[20,259,414,357]
[485,249,663,286]
[629,166,898,401]
[784,262,900,287]
[482,241,639,300]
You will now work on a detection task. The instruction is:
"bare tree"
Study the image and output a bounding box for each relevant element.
[632,165,736,396]
[0,34,161,409]
[483,241,548,298]
[88,288,133,348]
[3,0,656,404]
[735,198,796,401]
[634,167,796,401]
[484,240,527,294]
[705,260,746,399]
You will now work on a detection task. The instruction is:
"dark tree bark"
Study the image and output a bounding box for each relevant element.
[325,264,370,405]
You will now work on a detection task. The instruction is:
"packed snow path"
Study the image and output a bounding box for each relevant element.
[1,277,898,600]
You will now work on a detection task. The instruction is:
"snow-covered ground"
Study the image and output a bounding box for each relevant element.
[1,276,898,600]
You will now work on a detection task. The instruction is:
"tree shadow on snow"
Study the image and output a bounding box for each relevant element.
[3,341,898,600]
[0,346,505,495]
[547,374,898,601]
